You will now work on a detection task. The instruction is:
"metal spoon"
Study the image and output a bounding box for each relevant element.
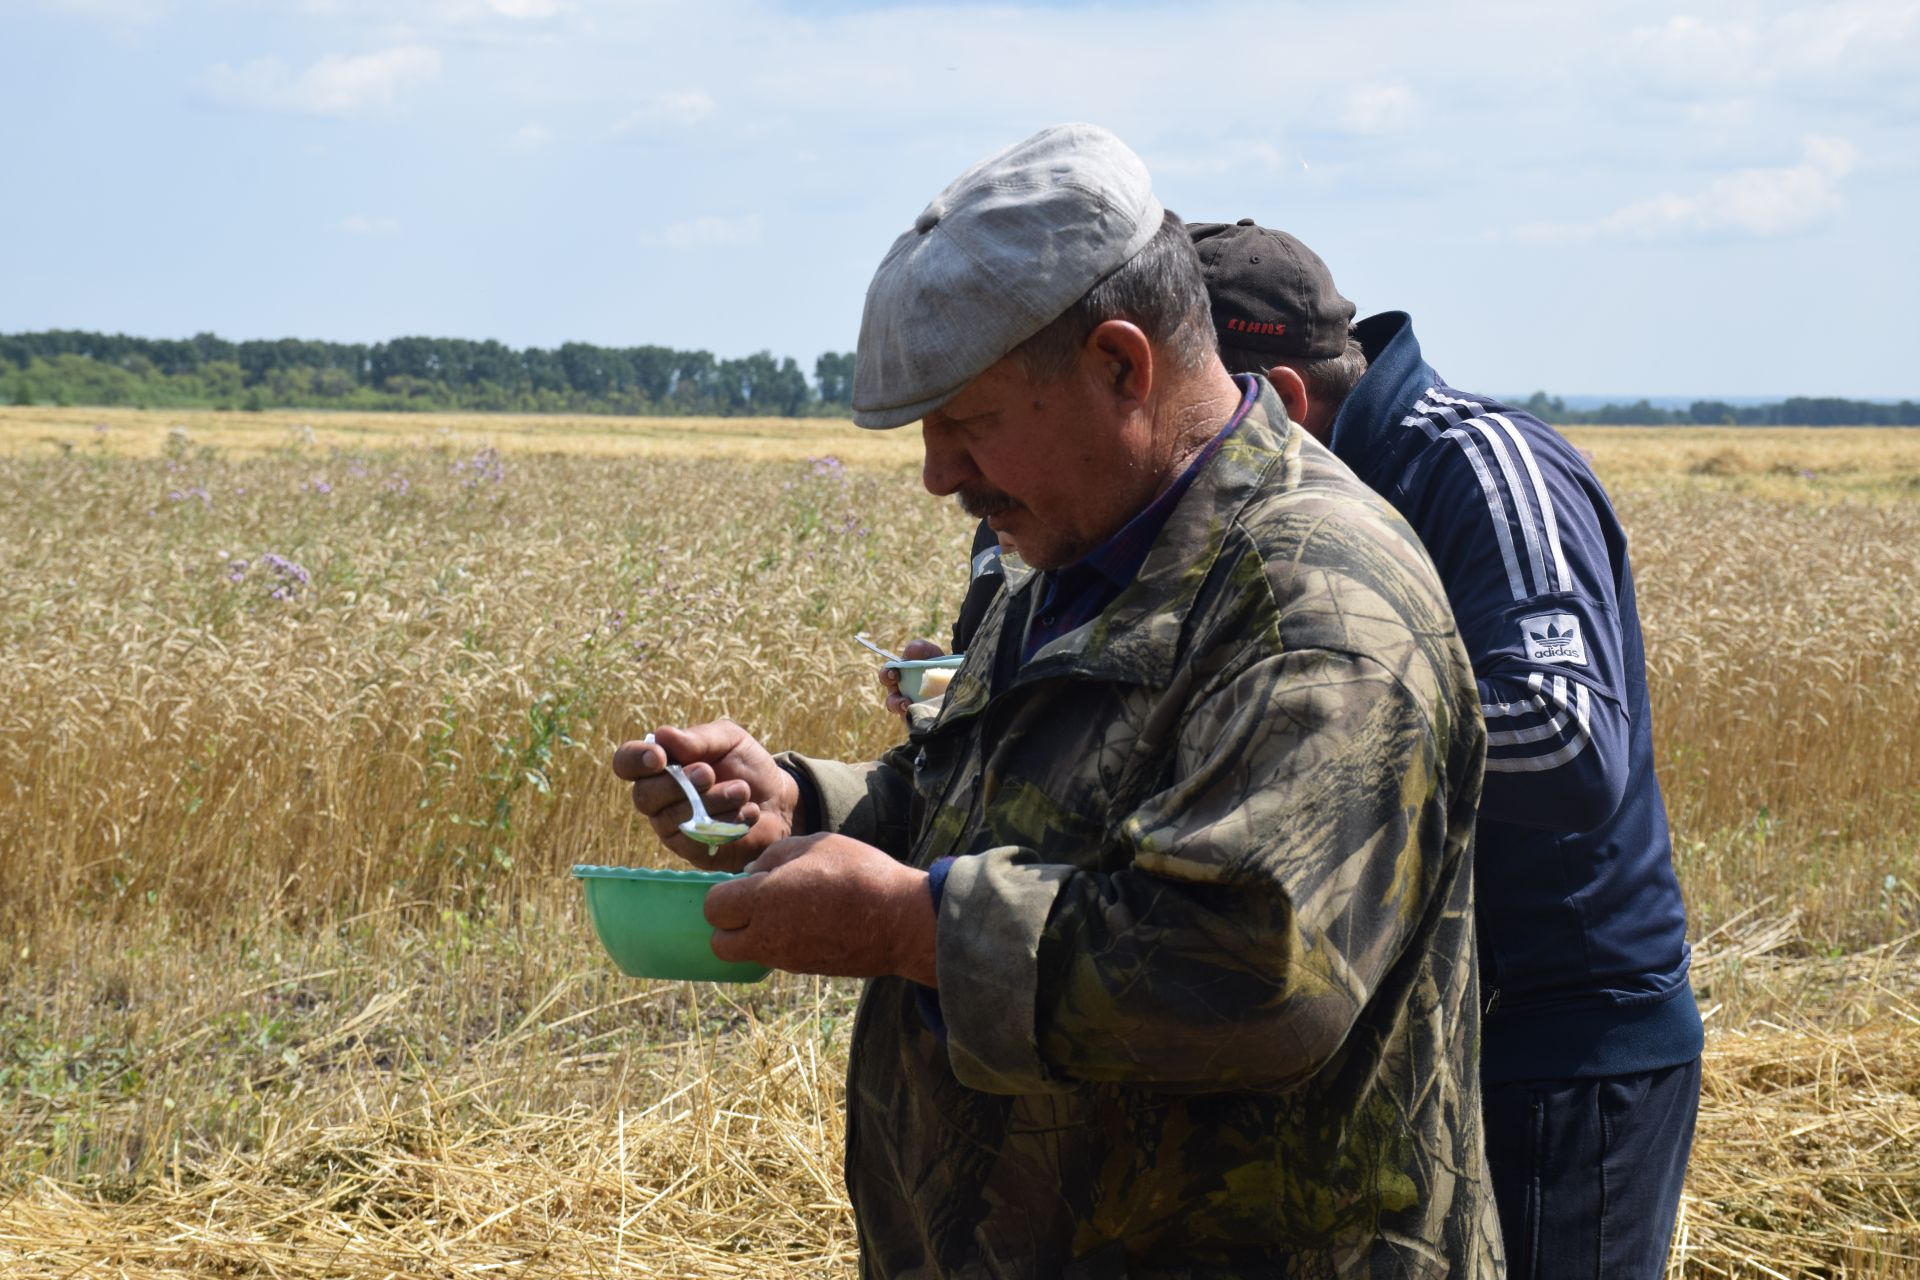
[854,632,903,662]
[643,733,749,848]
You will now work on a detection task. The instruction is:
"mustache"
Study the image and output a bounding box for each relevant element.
[956,486,1022,520]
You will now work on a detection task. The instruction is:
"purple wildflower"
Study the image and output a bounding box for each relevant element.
[259,553,312,602]
[307,477,332,496]
[167,487,212,508]
[451,447,506,487]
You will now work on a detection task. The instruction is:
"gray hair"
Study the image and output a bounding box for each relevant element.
[1010,211,1216,382]
[1219,332,1369,411]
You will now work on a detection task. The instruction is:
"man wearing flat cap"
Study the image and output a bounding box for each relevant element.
[615,123,1502,1277]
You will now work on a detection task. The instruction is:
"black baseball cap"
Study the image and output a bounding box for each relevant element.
[1189,219,1355,362]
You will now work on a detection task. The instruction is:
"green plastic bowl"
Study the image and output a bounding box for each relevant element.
[571,864,770,984]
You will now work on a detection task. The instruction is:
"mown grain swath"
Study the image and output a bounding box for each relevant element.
[3,414,1918,1278]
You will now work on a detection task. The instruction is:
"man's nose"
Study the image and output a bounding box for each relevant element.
[920,422,976,496]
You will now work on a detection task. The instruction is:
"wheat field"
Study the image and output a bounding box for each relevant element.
[2,406,1918,1277]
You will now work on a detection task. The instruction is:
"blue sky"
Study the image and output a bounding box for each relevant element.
[2,0,1915,398]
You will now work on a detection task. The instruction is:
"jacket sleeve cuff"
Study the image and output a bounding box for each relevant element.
[936,848,1077,1095]
[773,751,911,854]
[911,858,957,1039]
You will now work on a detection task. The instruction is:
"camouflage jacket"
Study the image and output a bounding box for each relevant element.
[789,385,1501,1279]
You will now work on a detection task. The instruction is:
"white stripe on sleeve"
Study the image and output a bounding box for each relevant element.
[1490,413,1572,593]
[1485,679,1593,773]
[1439,425,1528,601]
[1482,672,1548,719]
[1465,417,1550,597]
[1401,386,1484,439]
[1486,704,1576,746]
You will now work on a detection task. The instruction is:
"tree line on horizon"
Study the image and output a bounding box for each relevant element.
[0,330,856,418]
[2,329,1915,426]
[1514,390,1920,428]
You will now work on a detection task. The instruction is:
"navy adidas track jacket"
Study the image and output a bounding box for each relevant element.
[1329,312,1702,1082]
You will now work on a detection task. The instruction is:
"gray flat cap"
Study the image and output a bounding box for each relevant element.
[851,123,1165,429]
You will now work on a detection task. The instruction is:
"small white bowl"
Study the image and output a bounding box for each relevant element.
[885,654,965,701]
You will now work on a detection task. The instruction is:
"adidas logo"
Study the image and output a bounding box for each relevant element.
[1519,613,1588,666]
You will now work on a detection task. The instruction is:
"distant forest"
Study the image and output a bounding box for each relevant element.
[1514,391,1920,428]
[2,330,1915,425]
[0,331,854,417]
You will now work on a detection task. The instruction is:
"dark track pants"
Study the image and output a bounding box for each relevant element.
[1483,1057,1702,1280]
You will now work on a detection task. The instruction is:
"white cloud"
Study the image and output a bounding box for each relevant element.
[663,214,762,248]
[509,122,551,148]
[1630,14,1764,89]
[202,45,442,116]
[1630,1,1919,89]
[341,214,401,235]
[1515,135,1857,242]
[1340,84,1416,136]
[610,90,715,135]
[1771,0,1919,74]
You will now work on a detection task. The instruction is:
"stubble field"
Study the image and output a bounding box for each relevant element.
[2,406,1919,1277]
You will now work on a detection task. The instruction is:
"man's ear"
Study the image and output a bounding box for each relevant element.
[1265,363,1312,427]
[1085,320,1154,408]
